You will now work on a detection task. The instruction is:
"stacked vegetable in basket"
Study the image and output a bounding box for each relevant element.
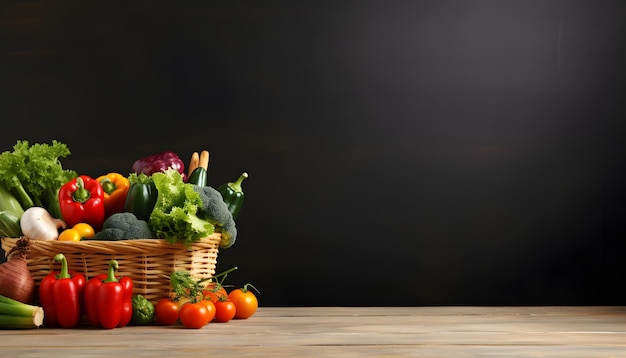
[0,140,252,329]
[0,140,247,247]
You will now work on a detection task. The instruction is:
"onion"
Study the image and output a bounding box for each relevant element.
[0,237,35,304]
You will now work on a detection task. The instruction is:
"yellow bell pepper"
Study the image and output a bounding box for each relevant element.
[96,172,130,218]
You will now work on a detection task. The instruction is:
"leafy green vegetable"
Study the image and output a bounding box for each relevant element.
[131,294,155,325]
[0,140,77,219]
[148,168,215,247]
[170,271,209,303]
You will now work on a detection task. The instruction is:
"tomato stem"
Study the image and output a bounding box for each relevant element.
[242,283,260,294]
[210,266,238,289]
[213,266,238,280]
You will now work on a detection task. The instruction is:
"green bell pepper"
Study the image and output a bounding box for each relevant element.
[124,173,158,221]
[217,172,248,220]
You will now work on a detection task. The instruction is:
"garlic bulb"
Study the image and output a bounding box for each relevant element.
[20,207,66,241]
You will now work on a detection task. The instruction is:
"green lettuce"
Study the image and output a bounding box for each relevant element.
[0,140,77,219]
[148,168,215,246]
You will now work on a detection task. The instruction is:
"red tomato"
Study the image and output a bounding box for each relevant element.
[155,298,179,326]
[228,286,259,319]
[214,299,236,323]
[203,283,228,303]
[179,302,211,329]
[202,300,216,322]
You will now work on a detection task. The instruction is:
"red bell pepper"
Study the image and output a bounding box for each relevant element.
[84,260,133,329]
[38,253,86,328]
[58,175,106,231]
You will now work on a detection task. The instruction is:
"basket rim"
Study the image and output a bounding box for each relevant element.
[1,233,221,251]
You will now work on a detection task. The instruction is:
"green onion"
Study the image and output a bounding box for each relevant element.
[0,294,44,329]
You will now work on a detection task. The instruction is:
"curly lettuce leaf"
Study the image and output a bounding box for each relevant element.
[149,168,215,246]
[0,140,77,217]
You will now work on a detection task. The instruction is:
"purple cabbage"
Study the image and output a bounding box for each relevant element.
[131,151,187,181]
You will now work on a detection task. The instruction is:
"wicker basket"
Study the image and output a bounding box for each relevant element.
[1,234,221,303]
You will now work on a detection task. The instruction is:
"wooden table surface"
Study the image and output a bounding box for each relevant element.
[1,306,625,357]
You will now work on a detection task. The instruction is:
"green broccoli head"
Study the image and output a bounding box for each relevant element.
[192,185,237,248]
[193,185,231,224]
[131,294,155,325]
[91,212,155,241]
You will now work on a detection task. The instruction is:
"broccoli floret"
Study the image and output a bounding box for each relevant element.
[131,294,155,325]
[220,216,237,249]
[192,185,237,248]
[91,212,154,241]
[193,185,231,223]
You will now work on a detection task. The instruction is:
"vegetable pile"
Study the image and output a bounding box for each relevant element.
[0,140,255,329]
[152,267,260,329]
[0,140,249,248]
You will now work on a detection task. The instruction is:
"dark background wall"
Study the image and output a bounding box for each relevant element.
[1,1,625,306]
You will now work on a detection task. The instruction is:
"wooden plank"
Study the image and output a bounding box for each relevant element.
[1,307,625,357]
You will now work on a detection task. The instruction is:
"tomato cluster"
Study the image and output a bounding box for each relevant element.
[154,283,259,329]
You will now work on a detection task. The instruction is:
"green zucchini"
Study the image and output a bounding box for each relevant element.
[188,167,208,187]
[0,210,22,237]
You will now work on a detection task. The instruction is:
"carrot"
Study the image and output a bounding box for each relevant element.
[199,150,210,170]
[188,152,199,177]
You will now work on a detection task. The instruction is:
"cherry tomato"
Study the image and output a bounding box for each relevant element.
[155,298,179,325]
[202,300,216,322]
[179,302,211,329]
[72,223,95,239]
[214,299,236,323]
[228,286,259,319]
[203,283,228,303]
[58,228,81,242]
